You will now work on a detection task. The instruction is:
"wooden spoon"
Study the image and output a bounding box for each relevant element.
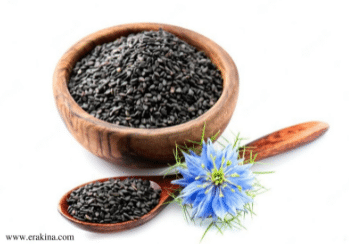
[58,121,328,233]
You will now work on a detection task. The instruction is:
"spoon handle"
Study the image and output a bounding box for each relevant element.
[241,121,329,162]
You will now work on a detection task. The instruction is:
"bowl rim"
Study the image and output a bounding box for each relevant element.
[53,22,239,137]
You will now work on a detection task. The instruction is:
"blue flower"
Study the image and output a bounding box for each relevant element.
[172,139,254,220]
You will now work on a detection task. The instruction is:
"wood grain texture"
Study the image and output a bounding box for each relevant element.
[58,174,180,233]
[53,23,239,168]
[241,121,329,162]
[58,121,328,233]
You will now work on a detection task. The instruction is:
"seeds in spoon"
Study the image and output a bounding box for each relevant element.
[67,178,161,223]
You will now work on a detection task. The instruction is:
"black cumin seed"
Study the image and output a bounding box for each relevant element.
[68,29,223,128]
[66,178,161,224]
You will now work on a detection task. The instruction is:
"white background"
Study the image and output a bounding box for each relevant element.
[0,0,348,243]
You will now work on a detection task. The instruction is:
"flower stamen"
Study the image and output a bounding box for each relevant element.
[195,175,205,180]
[225,179,243,192]
[219,187,224,197]
[197,182,210,188]
[205,185,214,194]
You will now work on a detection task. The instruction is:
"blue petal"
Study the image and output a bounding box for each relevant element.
[201,140,208,159]
[235,190,253,205]
[232,191,253,212]
[183,152,206,176]
[223,144,233,157]
[214,148,224,169]
[225,164,255,191]
[220,187,238,215]
[191,192,206,217]
[192,187,216,218]
[228,178,254,191]
[217,144,233,169]
[225,163,251,175]
[212,188,230,219]
[182,190,201,205]
[204,139,216,171]
[171,178,191,187]
[222,186,245,210]
[199,140,212,170]
[177,168,196,182]
[180,180,205,205]
[172,167,199,187]
[226,175,254,190]
[224,145,240,166]
[189,149,200,158]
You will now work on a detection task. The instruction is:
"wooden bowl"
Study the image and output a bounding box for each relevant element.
[53,23,239,168]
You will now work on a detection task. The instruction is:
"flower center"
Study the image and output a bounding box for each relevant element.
[211,168,225,185]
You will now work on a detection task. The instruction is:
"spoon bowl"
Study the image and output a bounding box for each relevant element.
[58,175,179,233]
[58,121,329,232]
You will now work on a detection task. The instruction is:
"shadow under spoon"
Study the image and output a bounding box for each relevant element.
[58,121,329,233]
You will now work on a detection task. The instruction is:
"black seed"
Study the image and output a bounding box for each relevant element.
[68,29,223,128]
[160,108,167,116]
[66,178,161,224]
[188,106,196,112]
[85,214,92,221]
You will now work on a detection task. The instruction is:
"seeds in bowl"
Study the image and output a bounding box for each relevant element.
[68,29,223,128]
[67,178,161,223]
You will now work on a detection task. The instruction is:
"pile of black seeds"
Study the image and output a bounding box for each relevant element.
[67,178,161,223]
[68,29,223,128]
